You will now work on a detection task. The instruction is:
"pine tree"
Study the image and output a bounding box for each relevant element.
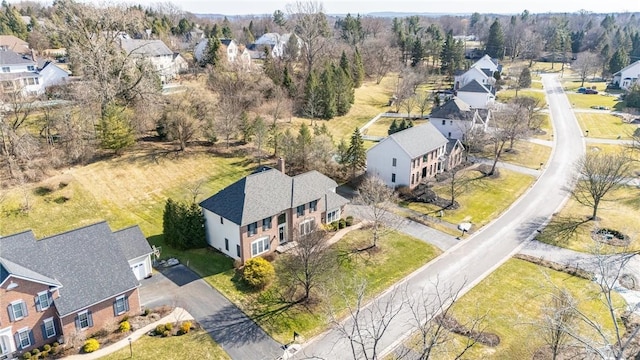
[411,37,424,67]
[518,67,532,90]
[319,65,336,119]
[352,47,365,88]
[485,19,505,59]
[340,51,351,78]
[95,104,135,155]
[346,127,366,178]
[303,70,321,119]
[609,48,629,74]
[333,63,354,116]
[200,37,221,68]
[282,66,294,97]
[388,119,398,135]
[221,17,233,38]
[3,3,27,40]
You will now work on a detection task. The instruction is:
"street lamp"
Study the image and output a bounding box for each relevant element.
[128,338,132,358]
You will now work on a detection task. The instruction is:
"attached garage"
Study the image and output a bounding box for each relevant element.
[113,226,154,281]
[129,255,152,280]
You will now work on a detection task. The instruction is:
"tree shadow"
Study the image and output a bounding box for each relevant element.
[536,216,591,245]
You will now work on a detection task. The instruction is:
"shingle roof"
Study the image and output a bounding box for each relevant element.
[458,79,492,94]
[113,226,153,261]
[199,168,347,226]
[0,222,139,317]
[120,39,172,57]
[220,39,235,47]
[0,257,62,287]
[325,191,349,211]
[430,97,475,121]
[0,50,34,65]
[0,35,29,53]
[384,122,448,158]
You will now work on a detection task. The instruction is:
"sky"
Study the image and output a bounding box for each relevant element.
[125,0,640,15]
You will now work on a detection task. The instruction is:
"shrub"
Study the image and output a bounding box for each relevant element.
[31,349,40,356]
[242,257,275,289]
[162,330,170,337]
[165,322,173,331]
[155,324,166,335]
[143,308,151,316]
[180,321,192,335]
[52,342,59,348]
[119,320,131,333]
[41,351,49,358]
[22,353,31,359]
[83,339,100,353]
[338,219,346,229]
[43,344,51,352]
[326,221,338,231]
[345,216,353,226]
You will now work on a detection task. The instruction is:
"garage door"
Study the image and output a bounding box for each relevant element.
[131,262,146,280]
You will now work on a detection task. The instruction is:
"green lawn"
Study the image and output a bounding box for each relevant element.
[563,79,609,92]
[364,117,429,137]
[478,140,552,170]
[533,113,553,140]
[497,89,547,105]
[204,228,441,343]
[567,93,620,110]
[587,143,640,175]
[443,259,625,359]
[99,328,230,360]
[576,113,636,139]
[406,169,535,227]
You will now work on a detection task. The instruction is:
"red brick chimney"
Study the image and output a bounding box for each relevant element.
[277,157,285,173]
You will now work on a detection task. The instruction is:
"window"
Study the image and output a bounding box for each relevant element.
[392,158,397,167]
[17,328,30,349]
[411,173,415,185]
[220,216,224,224]
[9,301,27,321]
[2,66,9,73]
[296,204,305,217]
[236,244,241,257]
[327,209,340,223]
[36,291,50,311]
[76,310,93,330]
[247,222,257,236]
[450,120,453,125]
[113,295,129,316]
[251,236,270,257]
[309,200,318,212]
[27,65,35,71]
[391,173,396,183]
[43,318,56,339]
[422,154,427,162]
[441,120,445,125]
[262,217,272,231]
[299,218,315,236]
[225,238,229,251]
[448,132,451,138]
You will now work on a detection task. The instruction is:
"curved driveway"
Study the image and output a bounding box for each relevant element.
[298,74,586,359]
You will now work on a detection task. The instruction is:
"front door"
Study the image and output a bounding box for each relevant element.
[278,213,287,244]
[421,167,427,178]
[0,327,16,356]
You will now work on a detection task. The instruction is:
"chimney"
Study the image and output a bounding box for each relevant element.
[276,157,285,173]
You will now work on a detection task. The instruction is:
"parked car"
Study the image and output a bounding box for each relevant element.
[590,105,610,110]
[585,89,599,94]
[577,87,587,93]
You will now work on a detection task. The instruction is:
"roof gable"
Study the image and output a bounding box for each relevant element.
[120,39,172,57]
[373,123,448,158]
[113,225,153,261]
[458,79,491,94]
[430,97,475,120]
[614,60,640,76]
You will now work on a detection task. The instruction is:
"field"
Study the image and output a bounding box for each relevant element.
[364,117,429,137]
[576,113,637,139]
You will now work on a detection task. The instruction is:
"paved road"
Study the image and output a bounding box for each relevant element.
[296,74,586,359]
[139,265,283,360]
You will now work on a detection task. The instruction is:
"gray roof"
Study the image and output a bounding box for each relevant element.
[200,168,347,226]
[0,257,62,287]
[113,225,153,261]
[0,222,139,317]
[325,191,349,211]
[458,79,491,94]
[220,39,235,47]
[120,39,172,57]
[430,97,475,121]
[0,50,34,65]
[384,123,448,158]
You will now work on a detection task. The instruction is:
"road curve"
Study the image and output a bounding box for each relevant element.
[297,74,586,359]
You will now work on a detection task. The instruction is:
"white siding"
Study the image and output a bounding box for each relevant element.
[128,254,152,280]
[366,140,411,188]
[39,64,68,88]
[430,118,473,140]
[471,56,498,73]
[456,91,494,109]
[203,209,241,260]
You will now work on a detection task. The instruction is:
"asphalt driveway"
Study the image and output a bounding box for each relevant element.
[139,265,283,360]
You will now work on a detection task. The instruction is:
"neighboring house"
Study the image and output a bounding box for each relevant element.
[172,53,189,74]
[453,66,496,91]
[194,38,239,64]
[429,97,490,140]
[0,49,43,96]
[38,61,69,89]
[0,35,29,55]
[366,123,464,189]
[612,60,640,91]
[253,33,287,58]
[456,79,496,109]
[120,39,179,84]
[0,222,152,357]
[199,165,349,264]
[247,43,275,60]
[470,54,502,74]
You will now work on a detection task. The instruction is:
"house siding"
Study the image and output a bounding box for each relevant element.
[203,209,241,260]
[456,91,494,110]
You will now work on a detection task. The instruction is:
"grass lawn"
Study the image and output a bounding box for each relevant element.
[537,185,640,253]
[477,140,552,170]
[204,228,441,343]
[530,80,543,89]
[497,89,546,105]
[406,169,535,228]
[567,93,620,110]
[576,113,636,139]
[442,259,625,359]
[563,79,609,92]
[364,117,429,137]
[99,328,230,360]
[587,143,640,175]
[533,113,553,140]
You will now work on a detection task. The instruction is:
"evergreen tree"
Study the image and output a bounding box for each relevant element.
[352,47,365,88]
[282,66,294,97]
[345,127,366,178]
[95,104,135,155]
[609,48,629,74]
[297,123,313,171]
[333,62,354,116]
[388,119,398,135]
[440,30,461,77]
[3,2,27,40]
[340,51,351,79]
[411,37,424,67]
[273,10,286,27]
[303,70,321,119]
[200,37,221,68]
[626,84,640,108]
[319,65,336,119]
[221,17,233,38]
[485,19,505,59]
[518,67,532,89]
[163,199,206,250]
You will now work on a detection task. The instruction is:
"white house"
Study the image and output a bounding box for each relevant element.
[430,97,490,140]
[0,49,43,96]
[471,54,502,74]
[366,123,463,189]
[456,79,495,109]
[194,38,239,64]
[38,61,69,89]
[120,39,177,84]
[612,60,640,91]
[254,33,287,58]
[454,66,495,91]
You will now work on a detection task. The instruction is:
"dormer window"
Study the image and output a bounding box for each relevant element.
[27,65,35,71]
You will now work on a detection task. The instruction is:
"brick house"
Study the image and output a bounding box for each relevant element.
[366,123,465,189]
[199,164,349,264]
[0,222,153,357]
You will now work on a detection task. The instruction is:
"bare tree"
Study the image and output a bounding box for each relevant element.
[486,105,528,175]
[415,91,431,118]
[573,52,600,87]
[253,116,268,165]
[572,152,631,220]
[354,175,397,249]
[401,96,417,119]
[540,287,578,360]
[361,37,398,84]
[159,90,210,150]
[287,1,330,76]
[513,96,544,131]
